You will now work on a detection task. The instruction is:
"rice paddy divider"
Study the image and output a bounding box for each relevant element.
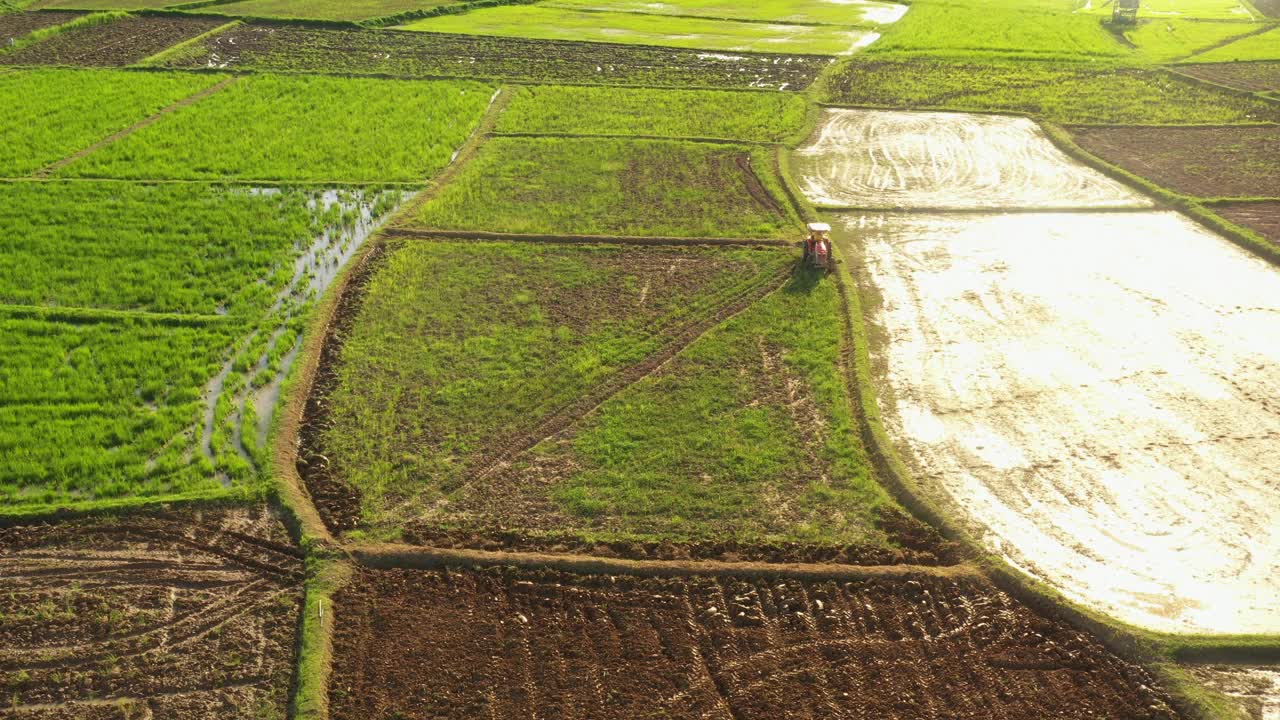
[381,227,791,247]
[488,130,782,146]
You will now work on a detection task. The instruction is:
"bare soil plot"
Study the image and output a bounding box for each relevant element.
[161,23,830,90]
[1070,125,1280,199]
[0,10,80,43]
[1176,61,1280,92]
[330,566,1179,720]
[794,109,1148,210]
[838,210,1280,634]
[0,505,303,718]
[1186,665,1280,719]
[1,15,226,66]
[1216,200,1280,245]
[1257,0,1280,16]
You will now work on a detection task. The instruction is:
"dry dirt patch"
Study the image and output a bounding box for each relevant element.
[794,108,1149,210]
[0,505,304,719]
[1176,62,1280,92]
[1070,125,1280,198]
[330,566,1179,720]
[0,10,82,43]
[840,210,1280,634]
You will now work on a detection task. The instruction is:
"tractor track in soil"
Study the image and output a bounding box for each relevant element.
[0,506,303,720]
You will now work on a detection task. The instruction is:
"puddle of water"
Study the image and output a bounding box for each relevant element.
[1187,665,1280,720]
[795,109,1151,210]
[838,211,1280,634]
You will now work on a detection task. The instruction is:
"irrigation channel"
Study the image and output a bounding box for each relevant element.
[796,108,1280,636]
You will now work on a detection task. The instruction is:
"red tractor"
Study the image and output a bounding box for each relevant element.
[802,222,834,274]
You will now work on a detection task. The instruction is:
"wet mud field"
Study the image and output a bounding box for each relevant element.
[836,210,1280,634]
[0,506,303,719]
[330,566,1178,720]
[0,16,227,67]
[161,23,830,89]
[793,109,1149,210]
[1069,125,1280,199]
[1187,665,1280,720]
[1215,200,1280,246]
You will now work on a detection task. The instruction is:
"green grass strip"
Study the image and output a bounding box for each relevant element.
[290,558,353,720]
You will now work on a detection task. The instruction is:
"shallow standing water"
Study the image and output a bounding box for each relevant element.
[836,211,1280,634]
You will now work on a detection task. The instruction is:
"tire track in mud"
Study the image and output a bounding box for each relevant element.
[457,263,792,490]
[793,108,1151,210]
[330,566,1182,720]
[0,507,303,719]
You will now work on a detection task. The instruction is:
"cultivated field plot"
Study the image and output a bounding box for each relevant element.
[794,109,1148,210]
[408,138,798,238]
[303,241,953,562]
[495,86,810,141]
[161,24,831,90]
[330,566,1179,720]
[1122,19,1268,62]
[0,68,221,176]
[0,9,80,43]
[542,0,909,26]
[0,181,391,506]
[1069,125,1280,199]
[0,15,226,66]
[837,210,1280,634]
[1191,25,1280,61]
[1176,60,1280,92]
[863,0,1128,59]
[188,0,460,21]
[1074,0,1259,20]
[1216,200,1280,245]
[399,5,883,55]
[824,58,1280,124]
[0,505,303,718]
[58,74,494,182]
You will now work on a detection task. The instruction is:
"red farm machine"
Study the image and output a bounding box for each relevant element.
[802,222,835,274]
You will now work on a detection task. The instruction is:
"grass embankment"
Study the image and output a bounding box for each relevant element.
[0,181,383,508]
[407,137,799,238]
[822,57,1280,123]
[399,3,879,54]
[60,75,494,183]
[0,68,221,176]
[495,85,811,142]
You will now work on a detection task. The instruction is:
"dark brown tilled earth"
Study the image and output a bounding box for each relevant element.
[1177,62,1280,93]
[1215,200,1280,246]
[0,15,226,67]
[331,566,1180,720]
[0,10,82,44]
[0,506,304,719]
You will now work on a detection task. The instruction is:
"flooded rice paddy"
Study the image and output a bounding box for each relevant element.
[794,109,1151,210]
[797,109,1280,635]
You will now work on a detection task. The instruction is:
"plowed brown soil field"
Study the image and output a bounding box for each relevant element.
[1069,125,1280,198]
[0,10,81,44]
[1178,62,1280,92]
[1,16,226,67]
[0,506,304,719]
[1216,200,1280,246]
[331,566,1179,720]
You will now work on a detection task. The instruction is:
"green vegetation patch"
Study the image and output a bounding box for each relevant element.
[61,74,494,183]
[495,85,811,141]
[0,68,220,176]
[1074,0,1261,20]
[1175,60,1280,92]
[1189,24,1280,61]
[1123,19,1269,62]
[409,137,799,238]
[0,181,355,508]
[188,0,460,21]
[544,0,907,26]
[864,0,1128,60]
[399,5,876,54]
[34,0,188,8]
[824,57,1280,124]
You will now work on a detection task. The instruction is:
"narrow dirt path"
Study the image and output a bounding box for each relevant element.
[33,76,239,178]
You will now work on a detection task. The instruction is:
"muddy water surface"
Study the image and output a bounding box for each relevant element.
[838,211,1280,634]
[795,109,1151,209]
[1188,665,1280,720]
